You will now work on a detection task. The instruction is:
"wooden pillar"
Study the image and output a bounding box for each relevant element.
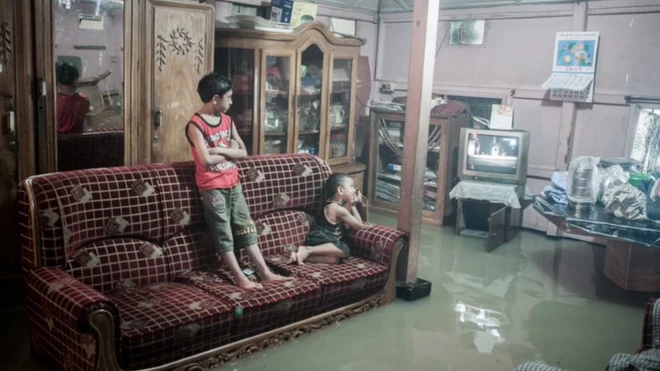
[547,1,588,237]
[554,1,588,170]
[397,0,439,283]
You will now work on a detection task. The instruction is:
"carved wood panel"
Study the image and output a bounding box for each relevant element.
[149,0,214,165]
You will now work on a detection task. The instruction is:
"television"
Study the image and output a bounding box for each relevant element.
[458,128,530,194]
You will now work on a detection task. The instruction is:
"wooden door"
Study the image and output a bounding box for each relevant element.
[143,0,214,164]
[0,0,35,277]
[487,205,508,252]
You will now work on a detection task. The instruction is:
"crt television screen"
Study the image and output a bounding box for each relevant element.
[466,133,519,175]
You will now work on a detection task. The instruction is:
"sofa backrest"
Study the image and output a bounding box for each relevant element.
[19,154,331,272]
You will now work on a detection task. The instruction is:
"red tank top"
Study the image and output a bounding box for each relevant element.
[186,113,240,191]
[57,92,89,133]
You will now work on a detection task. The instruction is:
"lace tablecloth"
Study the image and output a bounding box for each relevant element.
[449,180,533,209]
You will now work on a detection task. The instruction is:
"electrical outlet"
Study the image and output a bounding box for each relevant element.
[379,82,395,94]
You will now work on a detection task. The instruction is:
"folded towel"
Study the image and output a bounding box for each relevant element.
[543,185,568,205]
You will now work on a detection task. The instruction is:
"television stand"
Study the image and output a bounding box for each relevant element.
[450,180,533,252]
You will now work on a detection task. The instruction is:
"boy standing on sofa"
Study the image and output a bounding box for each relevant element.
[186,73,291,289]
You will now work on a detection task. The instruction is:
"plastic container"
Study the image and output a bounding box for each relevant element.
[566,156,600,210]
[628,172,654,194]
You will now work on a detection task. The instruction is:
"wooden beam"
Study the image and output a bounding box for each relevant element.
[554,1,588,171]
[396,0,439,283]
[547,1,588,238]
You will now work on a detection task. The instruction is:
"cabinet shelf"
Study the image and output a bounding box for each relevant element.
[330,125,348,131]
[266,90,289,95]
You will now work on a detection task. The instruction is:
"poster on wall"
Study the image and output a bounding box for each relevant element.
[542,31,600,103]
[552,32,599,73]
[449,20,485,45]
[290,2,318,28]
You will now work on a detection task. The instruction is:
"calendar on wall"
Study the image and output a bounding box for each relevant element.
[542,32,600,103]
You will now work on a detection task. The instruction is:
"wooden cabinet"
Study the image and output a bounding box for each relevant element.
[368,109,470,225]
[214,22,364,171]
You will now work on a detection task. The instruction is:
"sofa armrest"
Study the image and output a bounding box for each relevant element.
[640,298,659,352]
[345,225,408,266]
[26,267,118,331]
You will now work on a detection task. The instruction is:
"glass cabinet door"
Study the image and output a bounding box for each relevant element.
[214,47,256,154]
[328,57,354,162]
[296,44,325,156]
[262,52,294,155]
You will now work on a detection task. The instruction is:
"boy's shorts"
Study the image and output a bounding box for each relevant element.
[200,183,258,254]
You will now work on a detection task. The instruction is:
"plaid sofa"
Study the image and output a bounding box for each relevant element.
[515,298,660,371]
[18,154,407,371]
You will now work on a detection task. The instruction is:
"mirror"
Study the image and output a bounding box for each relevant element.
[54,0,124,171]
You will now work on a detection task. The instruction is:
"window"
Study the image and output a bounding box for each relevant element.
[629,107,660,173]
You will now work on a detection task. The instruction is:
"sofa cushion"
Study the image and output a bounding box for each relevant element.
[27,166,166,267]
[266,255,389,312]
[65,238,170,294]
[236,154,330,219]
[248,210,313,259]
[152,163,206,241]
[177,270,321,340]
[162,226,218,279]
[108,282,233,369]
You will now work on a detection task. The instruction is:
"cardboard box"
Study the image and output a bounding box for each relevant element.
[270,0,293,23]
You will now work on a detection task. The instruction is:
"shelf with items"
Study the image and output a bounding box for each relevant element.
[368,108,471,225]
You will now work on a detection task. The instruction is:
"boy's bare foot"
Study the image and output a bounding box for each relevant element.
[262,271,294,282]
[295,245,310,265]
[237,279,263,290]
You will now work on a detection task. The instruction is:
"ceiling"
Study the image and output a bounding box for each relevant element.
[311,0,585,13]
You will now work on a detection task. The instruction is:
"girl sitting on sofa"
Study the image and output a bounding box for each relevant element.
[289,173,371,265]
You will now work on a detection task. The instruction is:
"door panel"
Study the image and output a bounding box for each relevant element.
[327,56,356,164]
[261,50,295,155]
[0,0,34,276]
[0,0,19,275]
[296,43,326,158]
[52,0,126,172]
[150,0,214,164]
[214,47,257,155]
[487,205,508,252]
